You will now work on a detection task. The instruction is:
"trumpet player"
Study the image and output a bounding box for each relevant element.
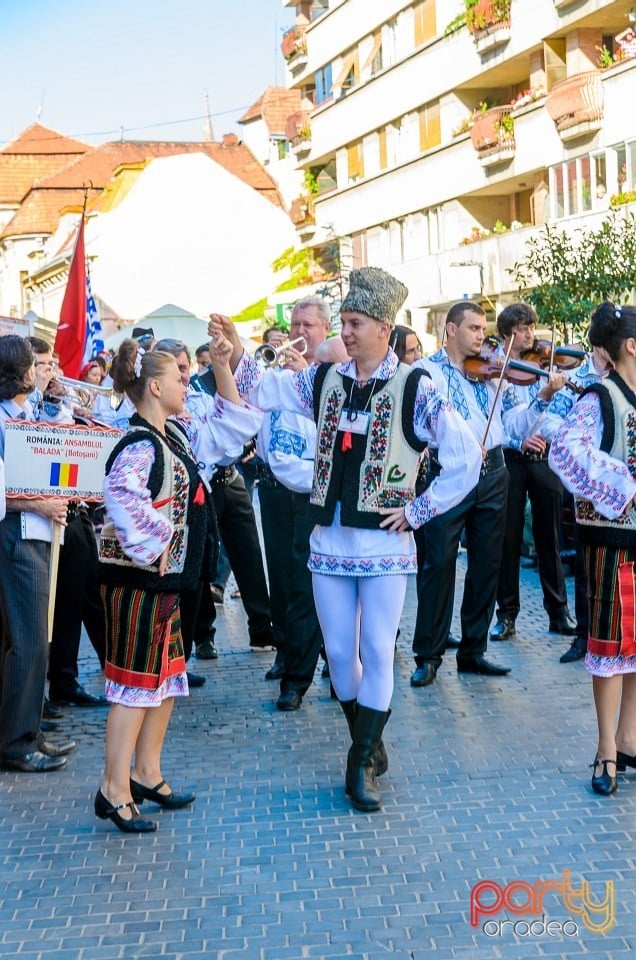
[247,298,330,710]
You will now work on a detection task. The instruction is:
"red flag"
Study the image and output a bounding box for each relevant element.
[54,216,87,378]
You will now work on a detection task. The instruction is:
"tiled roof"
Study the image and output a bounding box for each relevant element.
[35,139,283,206]
[0,126,285,238]
[239,87,302,135]
[1,188,88,239]
[1,123,89,156]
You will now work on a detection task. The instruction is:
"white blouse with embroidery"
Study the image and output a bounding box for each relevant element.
[237,350,482,577]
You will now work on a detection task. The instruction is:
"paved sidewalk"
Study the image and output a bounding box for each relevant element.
[1,550,635,959]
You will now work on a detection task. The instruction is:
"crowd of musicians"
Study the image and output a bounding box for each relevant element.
[1,266,635,832]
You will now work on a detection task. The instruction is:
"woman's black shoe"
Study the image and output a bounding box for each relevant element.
[94,789,158,832]
[130,777,195,809]
[616,750,636,772]
[590,756,618,795]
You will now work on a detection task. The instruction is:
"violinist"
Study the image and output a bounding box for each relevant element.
[489,303,577,647]
[410,301,567,688]
[542,334,612,663]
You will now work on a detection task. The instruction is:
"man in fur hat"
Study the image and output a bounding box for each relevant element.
[210,267,482,812]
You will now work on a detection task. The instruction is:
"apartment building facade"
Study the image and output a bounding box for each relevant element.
[282,0,636,336]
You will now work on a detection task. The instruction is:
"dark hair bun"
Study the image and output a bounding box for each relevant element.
[111,338,139,394]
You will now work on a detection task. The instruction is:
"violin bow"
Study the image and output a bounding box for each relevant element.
[480,331,516,449]
[549,319,556,373]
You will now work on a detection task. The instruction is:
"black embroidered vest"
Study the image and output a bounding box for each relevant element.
[576,371,636,548]
[308,363,426,529]
[99,415,213,591]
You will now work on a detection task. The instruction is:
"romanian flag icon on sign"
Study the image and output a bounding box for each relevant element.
[50,462,79,487]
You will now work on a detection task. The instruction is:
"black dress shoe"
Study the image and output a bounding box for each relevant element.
[195,639,218,660]
[410,663,437,686]
[560,637,587,663]
[445,634,461,649]
[94,789,157,832]
[186,671,206,688]
[38,738,76,757]
[456,654,511,676]
[40,720,59,733]
[49,684,108,707]
[276,690,302,711]
[2,751,67,773]
[616,750,636,771]
[130,777,195,809]
[42,699,65,720]
[265,651,285,681]
[549,613,577,636]
[489,618,516,641]
[591,756,617,795]
[249,636,275,649]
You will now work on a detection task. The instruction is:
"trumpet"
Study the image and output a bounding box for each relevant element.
[54,375,113,407]
[254,337,307,368]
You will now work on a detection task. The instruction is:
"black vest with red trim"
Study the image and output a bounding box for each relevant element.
[308,362,427,529]
[98,414,214,591]
[576,371,636,548]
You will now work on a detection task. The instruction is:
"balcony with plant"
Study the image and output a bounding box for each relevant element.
[470,105,515,167]
[285,111,312,156]
[445,0,512,53]
[281,25,308,68]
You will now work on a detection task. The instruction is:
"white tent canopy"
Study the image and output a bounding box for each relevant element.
[87,152,295,320]
[103,304,209,352]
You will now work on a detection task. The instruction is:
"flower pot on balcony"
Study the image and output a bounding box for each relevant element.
[546,71,604,141]
[281,26,307,71]
[285,111,312,156]
[468,0,512,54]
[470,106,515,165]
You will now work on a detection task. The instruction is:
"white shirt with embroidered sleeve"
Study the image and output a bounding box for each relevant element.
[416,348,549,449]
[176,386,264,483]
[541,354,607,443]
[103,440,174,566]
[549,392,636,520]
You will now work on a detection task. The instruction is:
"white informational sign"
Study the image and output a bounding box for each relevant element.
[0,315,32,337]
[4,420,123,501]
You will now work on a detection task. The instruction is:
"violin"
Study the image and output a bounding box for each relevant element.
[463,337,583,394]
[520,338,586,372]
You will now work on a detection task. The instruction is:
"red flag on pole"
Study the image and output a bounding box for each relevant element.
[54,216,87,378]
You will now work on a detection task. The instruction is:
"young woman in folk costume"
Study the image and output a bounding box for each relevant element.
[212,267,483,812]
[550,302,636,796]
[95,332,249,832]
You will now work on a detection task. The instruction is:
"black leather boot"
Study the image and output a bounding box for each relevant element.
[339,700,389,779]
[347,706,389,812]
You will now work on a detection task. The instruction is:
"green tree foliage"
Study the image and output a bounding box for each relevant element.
[509,211,636,341]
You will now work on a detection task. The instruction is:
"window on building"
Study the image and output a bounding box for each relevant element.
[362,30,383,77]
[275,137,289,160]
[335,49,359,94]
[382,18,400,68]
[580,156,592,212]
[418,100,441,152]
[314,63,333,105]
[347,141,364,183]
[352,231,368,268]
[552,165,565,218]
[414,0,436,46]
[594,154,607,201]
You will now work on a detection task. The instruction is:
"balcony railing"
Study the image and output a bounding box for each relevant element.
[468,0,512,54]
[285,111,312,156]
[546,71,604,142]
[290,195,316,237]
[281,26,307,69]
[470,106,515,167]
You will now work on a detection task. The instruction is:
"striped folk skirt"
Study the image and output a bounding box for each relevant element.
[101,585,188,706]
[585,543,636,677]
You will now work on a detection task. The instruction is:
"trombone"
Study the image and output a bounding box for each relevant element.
[55,375,114,408]
[254,337,307,368]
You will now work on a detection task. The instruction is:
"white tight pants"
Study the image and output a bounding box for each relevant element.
[312,574,408,712]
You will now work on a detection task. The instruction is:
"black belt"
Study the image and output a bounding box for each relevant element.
[211,465,238,487]
[505,446,550,464]
[480,445,505,476]
[256,463,285,490]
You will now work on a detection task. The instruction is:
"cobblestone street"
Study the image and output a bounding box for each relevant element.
[1,532,635,959]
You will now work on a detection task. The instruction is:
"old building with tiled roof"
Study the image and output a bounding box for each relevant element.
[239,86,306,208]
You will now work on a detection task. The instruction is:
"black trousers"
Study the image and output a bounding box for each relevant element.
[412,465,508,667]
[49,510,106,696]
[495,452,568,621]
[212,473,273,646]
[260,484,323,694]
[0,514,49,760]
